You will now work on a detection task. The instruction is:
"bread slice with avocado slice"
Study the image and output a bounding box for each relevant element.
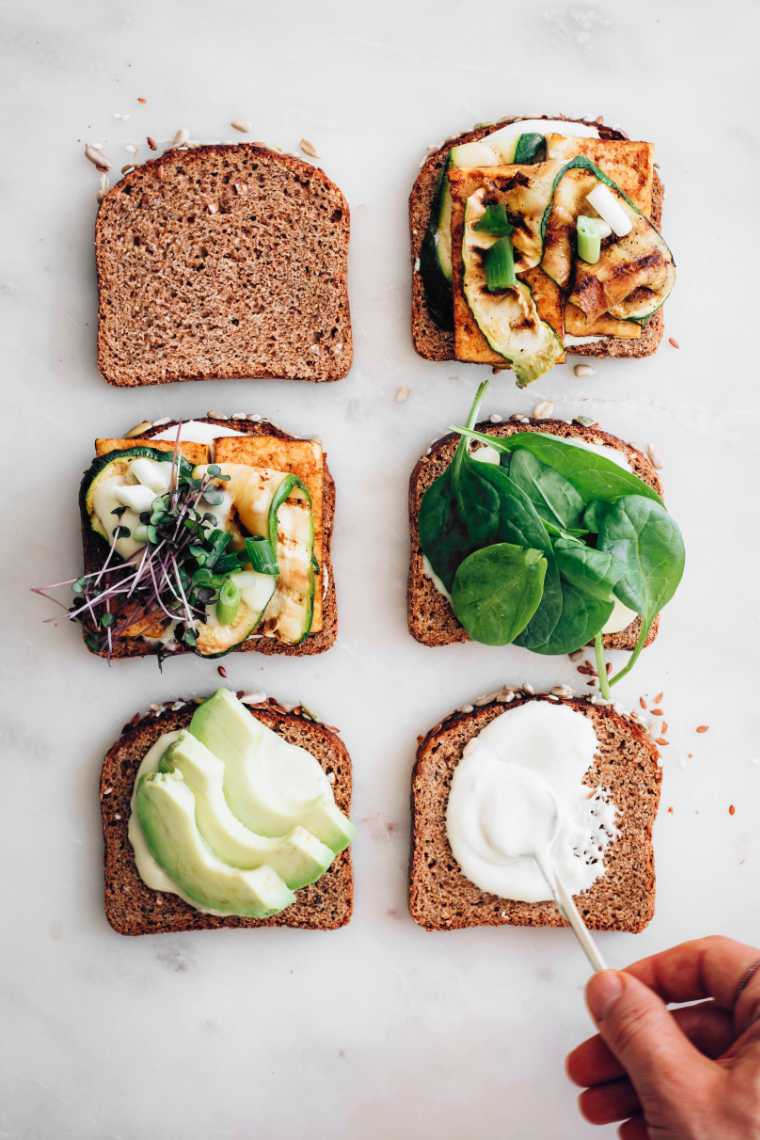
[409,689,661,933]
[407,415,662,653]
[96,144,352,386]
[410,114,665,363]
[102,694,354,935]
[79,414,337,659]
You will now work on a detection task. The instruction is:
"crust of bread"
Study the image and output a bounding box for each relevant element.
[102,696,353,935]
[407,417,662,652]
[80,416,337,659]
[96,144,352,386]
[409,114,665,362]
[409,691,661,932]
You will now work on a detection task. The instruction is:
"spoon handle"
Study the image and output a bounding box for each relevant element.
[552,871,607,974]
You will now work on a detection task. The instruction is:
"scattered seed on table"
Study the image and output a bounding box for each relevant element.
[147,135,157,150]
[668,337,680,349]
[231,119,251,133]
[729,804,736,816]
[573,364,594,378]
[395,385,410,403]
[299,138,319,158]
[653,691,664,704]
[84,144,110,172]
[639,696,648,710]
[651,707,664,717]
[696,724,710,734]
[533,400,554,419]
[217,665,227,678]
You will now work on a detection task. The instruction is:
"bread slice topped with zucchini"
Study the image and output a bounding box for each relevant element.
[408,383,685,699]
[102,688,354,935]
[410,115,674,381]
[70,414,336,660]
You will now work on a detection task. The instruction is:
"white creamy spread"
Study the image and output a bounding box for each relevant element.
[446,701,618,903]
[151,419,245,444]
[93,456,175,559]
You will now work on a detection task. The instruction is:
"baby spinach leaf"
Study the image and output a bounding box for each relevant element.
[419,379,491,588]
[582,499,610,533]
[418,468,473,591]
[514,557,563,650]
[455,453,503,546]
[451,428,662,505]
[553,539,625,602]
[528,581,614,656]
[509,449,586,533]
[597,495,685,687]
[451,543,546,645]
[597,495,685,618]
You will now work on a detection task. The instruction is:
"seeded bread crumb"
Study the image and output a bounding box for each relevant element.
[96,144,352,386]
[102,697,353,935]
[407,417,662,652]
[409,691,661,932]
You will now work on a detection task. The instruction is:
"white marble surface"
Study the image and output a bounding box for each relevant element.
[2,1,759,1136]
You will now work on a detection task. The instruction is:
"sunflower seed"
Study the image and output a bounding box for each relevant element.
[533,400,554,419]
[230,118,251,133]
[395,385,411,403]
[85,144,110,172]
[97,174,110,201]
[574,364,594,378]
[169,128,190,149]
[299,138,319,158]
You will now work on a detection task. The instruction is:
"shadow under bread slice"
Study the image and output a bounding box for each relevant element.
[409,689,661,933]
[79,415,337,660]
[102,690,354,935]
[407,415,663,653]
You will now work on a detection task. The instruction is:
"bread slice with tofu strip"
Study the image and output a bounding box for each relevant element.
[409,689,661,933]
[410,114,667,366]
[407,416,662,652]
[102,693,354,935]
[96,144,352,386]
[79,415,337,659]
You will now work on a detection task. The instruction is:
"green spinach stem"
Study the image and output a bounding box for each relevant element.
[608,615,652,688]
[593,631,611,700]
[452,379,491,481]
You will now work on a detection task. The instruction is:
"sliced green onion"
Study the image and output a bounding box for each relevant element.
[484,236,517,291]
[513,133,545,164]
[244,536,279,576]
[216,578,241,626]
[473,203,514,237]
[576,215,604,264]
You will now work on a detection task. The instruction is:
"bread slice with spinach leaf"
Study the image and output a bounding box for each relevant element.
[96,144,351,386]
[409,689,660,932]
[410,114,665,363]
[408,415,662,653]
[103,694,353,935]
[79,414,337,660]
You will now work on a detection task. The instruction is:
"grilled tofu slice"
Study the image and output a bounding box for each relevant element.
[94,438,210,465]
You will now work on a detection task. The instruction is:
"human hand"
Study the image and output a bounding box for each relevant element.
[566,936,760,1138]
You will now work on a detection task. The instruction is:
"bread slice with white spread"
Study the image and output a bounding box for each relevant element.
[409,689,660,933]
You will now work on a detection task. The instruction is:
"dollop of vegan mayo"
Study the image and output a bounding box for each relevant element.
[446,701,618,903]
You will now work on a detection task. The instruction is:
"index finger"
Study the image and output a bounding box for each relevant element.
[624,935,760,1013]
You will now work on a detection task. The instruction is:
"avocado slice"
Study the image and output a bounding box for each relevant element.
[189,689,355,853]
[159,731,335,889]
[195,571,276,658]
[135,771,295,917]
[462,190,564,386]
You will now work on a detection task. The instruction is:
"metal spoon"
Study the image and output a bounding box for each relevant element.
[528,785,608,974]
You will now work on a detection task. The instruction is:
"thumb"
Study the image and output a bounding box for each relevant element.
[586,970,710,1099]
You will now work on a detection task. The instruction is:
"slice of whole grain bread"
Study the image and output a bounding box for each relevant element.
[96,144,352,386]
[80,415,337,659]
[102,694,353,935]
[409,114,664,362]
[409,689,661,932]
[407,417,662,652]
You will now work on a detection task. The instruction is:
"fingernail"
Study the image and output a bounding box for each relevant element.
[586,970,624,1022]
